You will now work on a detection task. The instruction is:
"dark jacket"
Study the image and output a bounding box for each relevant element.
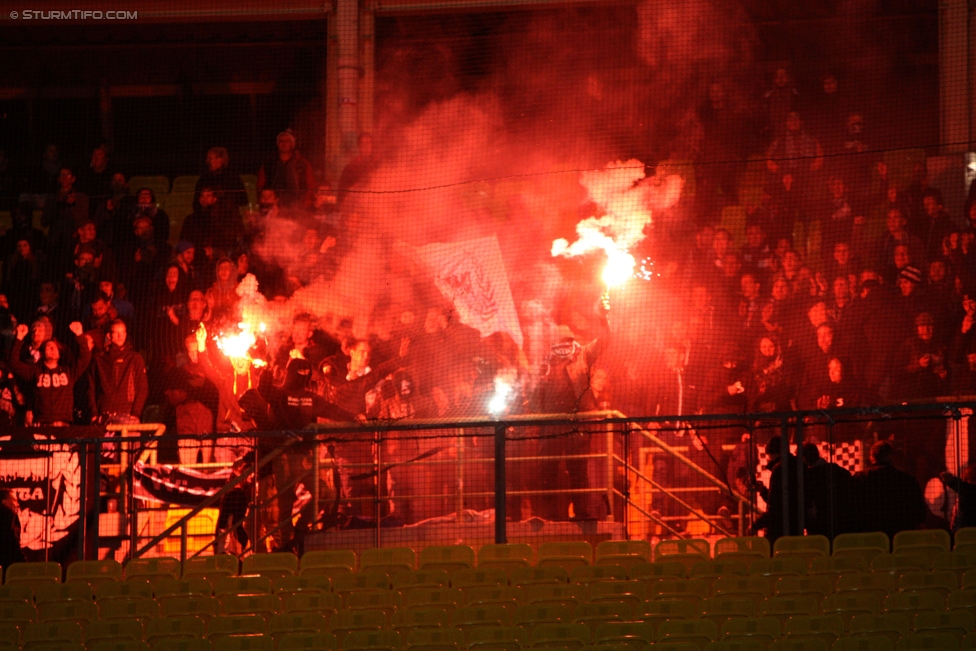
[92,342,149,418]
[9,334,91,424]
[851,463,927,539]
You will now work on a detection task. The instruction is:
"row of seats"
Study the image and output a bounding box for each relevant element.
[6,529,975,587]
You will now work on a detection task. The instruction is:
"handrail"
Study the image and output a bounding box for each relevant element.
[131,437,293,559]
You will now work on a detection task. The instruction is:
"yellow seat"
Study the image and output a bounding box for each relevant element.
[0,600,35,630]
[299,551,356,578]
[403,587,463,612]
[691,560,749,583]
[214,576,273,597]
[912,610,973,640]
[23,621,84,646]
[933,551,976,584]
[893,530,951,559]
[651,578,710,603]
[478,545,533,572]
[154,578,213,598]
[159,595,220,621]
[392,607,451,635]
[278,632,338,651]
[832,636,895,651]
[658,619,719,646]
[896,631,960,650]
[212,636,273,651]
[699,597,756,627]
[96,579,154,600]
[0,622,21,647]
[332,573,390,596]
[208,614,266,639]
[706,640,770,651]
[182,555,239,581]
[897,571,957,596]
[773,576,834,598]
[66,559,123,586]
[821,593,883,619]
[570,565,628,585]
[280,592,342,615]
[537,543,593,572]
[759,595,820,623]
[714,538,770,563]
[453,569,508,589]
[88,640,151,651]
[836,572,896,601]
[393,570,451,591]
[523,584,584,609]
[129,176,170,197]
[274,575,332,595]
[97,596,161,621]
[833,533,890,562]
[360,548,415,576]
[774,536,830,561]
[24,642,86,651]
[453,604,511,629]
[719,616,780,646]
[782,614,845,644]
[809,556,867,575]
[655,540,710,570]
[592,622,656,651]
[86,618,146,644]
[627,562,686,581]
[404,627,463,651]
[125,557,181,583]
[341,630,400,651]
[462,586,522,611]
[329,610,387,643]
[572,602,632,631]
[636,599,696,624]
[849,613,911,643]
[464,625,526,651]
[586,580,647,607]
[36,599,98,624]
[510,567,569,587]
[869,552,930,574]
[5,562,61,585]
[34,582,93,603]
[150,638,211,651]
[146,615,208,642]
[512,604,574,627]
[710,576,771,608]
[883,589,945,613]
[749,557,808,578]
[241,553,299,579]
[219,594,281,618]
[955,528,976,549]
[171,175,201,194]
[769,639,829,651]
[595,541,652,568]
[267,612,329,639]
[530,622,589,648]
[0,583,33,603]
[419,546,475,573]
[344,591,401,620]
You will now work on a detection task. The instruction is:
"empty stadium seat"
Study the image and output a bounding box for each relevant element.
[699,596,756,627]
[782,614,845,645]
[267,612,330,639]
[341,630,400,651]
[125,557,181,583]
[330,609,388,642]
[277,632,338,651]
[772,575,834,597]
[453,604,511,629]
[452,569,508,589]
[478,544,533,571]
[182,555,239,581]
[586,580,647,607]
[592,622,656,651]
[749,557,808,578]
[573,602,632,631]
[154,578,213,598]
[523,583,584,609]
[300,551,357,577]
[419,546,475,573]
[869,552,930,574]
[893,530,950,558]
[628,562,686,582]
[88,639,151,651]
[392,607,452,635]
[511,567,569,587]
[720,616,781,647]
[833,533,890,562]
[281,592,342,615]
[212,636,273,651]
[537,542,593,572]
[274,575,332,595]
[5,562,61,584]
[393,570,451,591]
[759,595,820,623]
[512,604,574,627]
[848,612,911,643]
[713,537,770,562]
[691,560,749,581]
[594,541,652,568]
[809,556,867,576]
[145,614,208,642]
[151,638,212,651]
[462,586,522,611]
[36,599,98,624]
[360,548,415,575]
[208,614,266,639]
[832,636,895,651]
[403,587,464,612]
[242,553,299,579]
[464,625,526,651]
[571,565,628,584]
[655,539,710,568]
[219,594,281,618]
[34,582,93,603]
[333,573,391,596]
[86,619,146,644]
[98,596,161,621]
[96,578,154,600]
[650,578,710,603]
[344,590,401,619]
[531,622,590,648]
[658,618,719,647]
[159,595,220,620]
[896,631,960,651]
[214,576,274,597]
[773,536,829,562]
[404,627,463,651]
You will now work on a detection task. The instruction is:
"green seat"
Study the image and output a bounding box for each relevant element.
[218,594,281,618]
[404,627,463,651]
[332,573,390,596]
[773,536,830,561]
[86,619,146,644]
[464,625,526,651]
[512,604,574,627]
[769,639,830,651]
[5,563,61,585]
[572,602,632,631]
[344,590,401,619]
[88,638,150,651]
[636,599,696,623]
[96,579,154,600]
[658,619,719,646]
[883,589,946,613]
[719,616,780,646]
[570,565,628,584]
[341,630,400,651]
[713,537,770,562]
[912,610,973,639]
[592,622,657,651]
[759,595,820,623]
[183,554,239,581]
[510,567,569,587]
[124,557,181,583]
[402,587,463,612]
[207,614,266,639]
[627,561,686,581]
[392,607,452,635]
[833,533,890,561]
[749,557,808,578]
[832,636,895,651]
[896,631,960,651]
[360,547,415,576]
[280,592,342,615]
[691,560,749,581]
[268,612,330,639]
[586,580,647,607]
[329,609,388,643]
[809,556,867,575]
[213,637,273,651]
[452,569,508,589]
[537,543,593,572]
[462,586,522,610]
[214,576,273,597]
[896,570,957,596]
[273,575,332,595]
[154,578,213,598]
[893,530,951,558]
[781,614,845,644]
[145,615,208,642]
[241,552,299,579]
[650,578,710,603]
[300,550,357,577]
[393,570,451,591]
[36,599,98,624]
[34,582,93,603]
[699,597,756,626]
[129,176,170,198]
[530,623,589,649]
[655,539,710,569]
[453,604,511,629]
[523,583,584,608]
[848,613,911,643]
[772,575,834,597]
[97,596,160,620]
[159,595,220,620]
[278,632,338,651]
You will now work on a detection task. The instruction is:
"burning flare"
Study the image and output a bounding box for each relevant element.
[552,159,683,289]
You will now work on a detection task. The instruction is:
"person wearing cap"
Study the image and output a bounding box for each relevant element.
[899,311,948,399]
[257,129,316,208]
[257,356,354,552]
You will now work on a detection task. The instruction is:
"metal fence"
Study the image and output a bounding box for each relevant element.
[1,401,973,564]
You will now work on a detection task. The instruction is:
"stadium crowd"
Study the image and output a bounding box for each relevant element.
[0,67,974,547]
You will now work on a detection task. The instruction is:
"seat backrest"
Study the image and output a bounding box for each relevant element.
[341,629,400,651]
[655,539,710,562]
[5,562,61,584]
[208,614,266,637]
[773,536,830,558]
[154,578,213,598]
[183,554,239,579]
[595,541,652,565]
[277,632,338,651]
[451,569,508,589]
[360,548,415,573]
[242,553,299,578]
[627,562,686,581]
[95,579,154,600]
[893,530,951,554]
[392,570,450,591]
[213,576,273,596]
[477,544,533,569]
[538,542,594,565]
[714,537,770,560]
[273,575,332,595]
[145,614,207,639]
[300,550,357,574]
[833,532,890,555]
[419,546,475,571]
[510,566,568,586]
[124,557,181,581]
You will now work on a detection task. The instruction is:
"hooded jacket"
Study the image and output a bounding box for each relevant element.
[92,341,149,417]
